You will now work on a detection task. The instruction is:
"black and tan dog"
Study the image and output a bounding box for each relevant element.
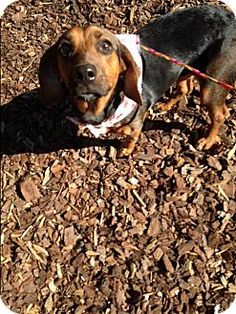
[39,5,236,157]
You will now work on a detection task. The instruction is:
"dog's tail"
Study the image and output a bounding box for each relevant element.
[221,0,236,16]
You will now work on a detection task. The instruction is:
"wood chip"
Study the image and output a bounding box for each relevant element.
[64,226,78,247]
[19,177,40,202]
[163,254,175,273]
[147,216,161,237]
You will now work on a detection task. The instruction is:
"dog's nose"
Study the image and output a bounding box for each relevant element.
[74,64,97,84]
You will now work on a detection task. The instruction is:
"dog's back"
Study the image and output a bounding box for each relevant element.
[138,5,235,106]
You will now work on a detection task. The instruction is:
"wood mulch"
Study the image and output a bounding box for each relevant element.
[1,0,235,313]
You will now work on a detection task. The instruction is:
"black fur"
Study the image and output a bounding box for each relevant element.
[202,19,236,105]
[137,5,235,107]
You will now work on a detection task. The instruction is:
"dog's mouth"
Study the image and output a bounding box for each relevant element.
[72,83,110,103]
[71,90,109,125]
[69,83,116,124]
[76,92,101,103]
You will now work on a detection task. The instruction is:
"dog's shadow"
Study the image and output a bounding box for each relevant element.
[1,90,189,155]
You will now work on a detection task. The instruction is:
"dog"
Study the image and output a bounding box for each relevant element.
[39,5,235,157]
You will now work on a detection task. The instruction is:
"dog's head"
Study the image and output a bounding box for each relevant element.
[39,26,142,124]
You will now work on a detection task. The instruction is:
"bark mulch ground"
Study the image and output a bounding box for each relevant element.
[1,0,236,313]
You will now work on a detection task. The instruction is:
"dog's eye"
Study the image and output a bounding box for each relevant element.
[99,40,113,54]
[60,41,73,57]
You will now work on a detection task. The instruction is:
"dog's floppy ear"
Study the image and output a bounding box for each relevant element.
[39,44,66,106]
[119,44,143,106]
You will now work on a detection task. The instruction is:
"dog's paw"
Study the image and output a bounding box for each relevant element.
[117,147,133,158]
[157,102,174,112]
[197,137,217,150]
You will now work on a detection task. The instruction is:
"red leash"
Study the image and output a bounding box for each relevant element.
[141,44,236,91]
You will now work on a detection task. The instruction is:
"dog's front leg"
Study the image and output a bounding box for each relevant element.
[158,75,194,112]
[111,109,147,157]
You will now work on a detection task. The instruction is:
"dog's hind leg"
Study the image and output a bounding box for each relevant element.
[197,84,230,150]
